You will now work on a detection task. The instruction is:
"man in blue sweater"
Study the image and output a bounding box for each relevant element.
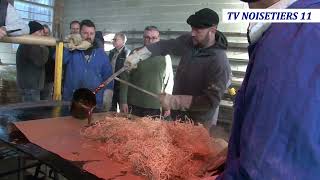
[63,20,113,110]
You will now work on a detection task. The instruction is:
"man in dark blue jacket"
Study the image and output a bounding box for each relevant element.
[63,20,113,110]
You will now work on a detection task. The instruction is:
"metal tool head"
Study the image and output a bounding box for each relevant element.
[70,66,128,124]
[70,88,96,122]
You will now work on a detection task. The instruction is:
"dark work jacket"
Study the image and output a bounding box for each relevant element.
[44,46,56,83]
[94,31,104,49]
[108,46,131,92]
[147,32,231,123]
[16,44,49,90]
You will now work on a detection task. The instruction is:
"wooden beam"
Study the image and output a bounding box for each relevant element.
[53,0,64,39]
[53,42,64,101]
[0,35,57,46]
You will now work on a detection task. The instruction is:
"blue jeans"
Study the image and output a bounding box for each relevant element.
[20,89,40,102]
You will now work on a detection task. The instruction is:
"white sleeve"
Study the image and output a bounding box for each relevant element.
[4,4,29,35]
[163,55,174,94]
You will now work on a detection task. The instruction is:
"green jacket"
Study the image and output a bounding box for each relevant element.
[119,55,173,109]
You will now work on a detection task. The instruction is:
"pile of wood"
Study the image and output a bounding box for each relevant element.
[81,116,227,180]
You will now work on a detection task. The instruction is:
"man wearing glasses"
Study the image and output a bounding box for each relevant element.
[120,26,174,117]
[109,32,131,111]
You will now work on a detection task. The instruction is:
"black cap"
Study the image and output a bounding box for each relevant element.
[28,21,44,34]
[187,8,219,28]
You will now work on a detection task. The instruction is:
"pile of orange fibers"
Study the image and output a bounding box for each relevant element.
[80,116,226,180]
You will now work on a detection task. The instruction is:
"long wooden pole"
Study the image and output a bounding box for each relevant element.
[114,77,159,99]
[0,35,57,46]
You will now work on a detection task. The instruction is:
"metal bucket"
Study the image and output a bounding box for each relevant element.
[69,66,128,124]
[70,88,96,120]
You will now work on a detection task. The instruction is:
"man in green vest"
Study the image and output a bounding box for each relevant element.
[120,26,174,117]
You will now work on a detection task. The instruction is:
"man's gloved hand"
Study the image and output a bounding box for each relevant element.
[121,103,129,113]
[124,52,140,69]
[103,89,113,111]
[65,34,82,46]
[163,110,171,117]
[75,40,92,50]
[65,40,92,51]
[159,93,193,111]
[64,34,92,51]
[0,27,7,39]
[124,47,152,69]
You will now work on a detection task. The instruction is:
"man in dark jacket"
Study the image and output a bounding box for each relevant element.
[16,21,49,102]
[124,8,231,128]
[109,32,130,111]
[94,31,105,49]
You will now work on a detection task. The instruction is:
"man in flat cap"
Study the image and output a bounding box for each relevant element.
[124,8,231,129]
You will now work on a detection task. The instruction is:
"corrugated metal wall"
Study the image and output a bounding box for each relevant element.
[63,0,248,34]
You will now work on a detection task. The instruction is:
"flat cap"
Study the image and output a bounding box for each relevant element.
[187,8,219,28]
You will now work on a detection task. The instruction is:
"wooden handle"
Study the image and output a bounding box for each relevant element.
[0,35,57,46]
[114,77,159,99]
[93,66,128,94]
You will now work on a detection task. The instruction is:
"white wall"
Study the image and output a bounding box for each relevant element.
[63,0,248,34]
